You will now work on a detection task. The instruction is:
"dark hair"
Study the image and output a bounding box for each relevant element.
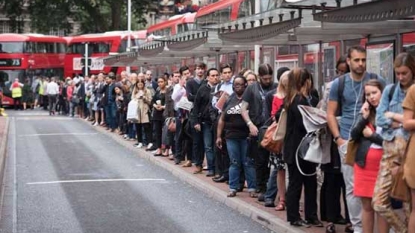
[347,46,366,58]
[276,67,290,81]
[157,76,167,83]
[196,62,206,70]
[284,68,312,110]
[179,66,189,75]
[220,63,232,73]
[394,52,415,77]
[206,68,219,76]
[258,63,273,77]
[233,75,247,89]
[363,79,384,121]
[336,55,349,71]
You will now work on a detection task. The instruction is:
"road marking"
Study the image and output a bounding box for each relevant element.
[16,117,74,121]
[18,133,98,137]
[26,178,167,185]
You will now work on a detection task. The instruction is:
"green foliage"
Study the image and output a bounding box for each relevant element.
[1,0,154,34]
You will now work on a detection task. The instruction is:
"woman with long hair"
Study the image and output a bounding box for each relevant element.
[400,52,415,233]
[151,76,168,156]
[351,80,388,233]
[131,78,152,148]
[276,68,321,228]
[374,52,415,233]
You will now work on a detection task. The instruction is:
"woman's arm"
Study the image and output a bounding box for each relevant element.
[143,90,152,105]
[368,133,383,146]
[350,114,368,140]
[403,109,415,131]
[376,85,393,128]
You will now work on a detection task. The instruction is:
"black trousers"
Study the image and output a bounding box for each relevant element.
[320,172,350,223]
[286,160,318,223]
[13,97,21,110]
[213,120,229,178]
[135,123,151,144]
[249,136,270,193]
[153,119,163,149]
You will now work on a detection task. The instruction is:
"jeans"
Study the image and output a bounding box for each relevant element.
[69,102,76,117]
[174,112,183,161]
[264,166,278,202]
[339,143,363,233]
[104,102,117,130]
[127,123,136,139]
[226,138,256,192]
[202,123,215,172]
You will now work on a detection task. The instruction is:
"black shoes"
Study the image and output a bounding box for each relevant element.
[344,224,354,233]
[305,219,324,227]
[334,217,348,225]
[206,171,215,177]
[212,176,228,183]
[326,223,336,233]
[290,219,310,228]
[264,199,275,207]
[257,193,265,202]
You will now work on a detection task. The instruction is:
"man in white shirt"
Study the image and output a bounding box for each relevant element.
[46,77,60,115]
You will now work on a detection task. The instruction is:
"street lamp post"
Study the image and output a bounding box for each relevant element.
[126,0,132,74]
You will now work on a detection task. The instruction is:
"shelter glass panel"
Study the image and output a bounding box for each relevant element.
[238,0,255,18]
[403,32,415,57]
[366,42,395,84]
[302,43,319,89]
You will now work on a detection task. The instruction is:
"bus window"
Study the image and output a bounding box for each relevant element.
[0,42,24,53]
[0,70,25,93]
[36,42,47,53]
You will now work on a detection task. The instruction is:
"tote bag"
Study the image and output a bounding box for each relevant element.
[272,109,287,141]
[126,99,139,122]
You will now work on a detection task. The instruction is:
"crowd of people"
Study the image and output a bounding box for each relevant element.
[7,46,415,233]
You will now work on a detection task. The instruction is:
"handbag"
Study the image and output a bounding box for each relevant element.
[272,109,287,141]
[71,95,80,104]
[260,121,283,153]
[165,117,176,133]
[344,139,359,166]
[126,99,140,122]
[390,135,411,202]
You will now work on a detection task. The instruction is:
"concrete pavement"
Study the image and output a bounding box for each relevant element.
[0,110,274,233]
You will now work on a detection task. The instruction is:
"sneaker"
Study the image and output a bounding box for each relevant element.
[146,143,153,150]
[134,143,143,148]
[93,122,98,126]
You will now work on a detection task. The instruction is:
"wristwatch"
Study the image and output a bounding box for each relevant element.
[333,136,340,143]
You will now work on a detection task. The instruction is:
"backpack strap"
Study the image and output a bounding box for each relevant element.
[388,83,398,101]
[337,75,345,116]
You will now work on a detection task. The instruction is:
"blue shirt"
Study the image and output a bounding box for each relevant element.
[329,73,386,140]
[376,83,409,141]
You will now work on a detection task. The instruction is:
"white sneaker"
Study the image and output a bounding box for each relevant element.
[93,122,98,126]
[146,143,153,149]
[135,143,143,148]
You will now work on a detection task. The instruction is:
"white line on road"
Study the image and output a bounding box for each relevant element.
[18,133,98,137]
[26,178,167,185]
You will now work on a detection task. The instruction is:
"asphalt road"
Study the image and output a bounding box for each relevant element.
[0,110,272,233]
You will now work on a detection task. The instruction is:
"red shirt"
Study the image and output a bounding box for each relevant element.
[271,95,284,116]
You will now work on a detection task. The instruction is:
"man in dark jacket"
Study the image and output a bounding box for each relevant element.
[191,68,219,176]
[102,72,117,132]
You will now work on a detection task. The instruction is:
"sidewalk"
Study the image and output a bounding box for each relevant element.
[86,121,336,233]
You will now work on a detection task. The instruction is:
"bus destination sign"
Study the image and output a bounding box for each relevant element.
[0,58,21,67]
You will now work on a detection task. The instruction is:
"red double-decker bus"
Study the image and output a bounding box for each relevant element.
[0,33,66,106]
[64,30,146,78]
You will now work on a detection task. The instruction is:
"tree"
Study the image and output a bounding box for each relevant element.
[0,0,25,33]
[1,0,155,34]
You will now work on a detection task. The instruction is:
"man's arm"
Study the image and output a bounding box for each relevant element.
[241,101,258,136]
[327,100,345,146]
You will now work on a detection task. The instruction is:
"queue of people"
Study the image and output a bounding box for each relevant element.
[10,45,415,233]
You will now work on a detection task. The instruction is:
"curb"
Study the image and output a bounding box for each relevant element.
[82,120,306,233]
[0,117,10,212]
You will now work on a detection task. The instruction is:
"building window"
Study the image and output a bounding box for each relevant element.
[0,21,10,33]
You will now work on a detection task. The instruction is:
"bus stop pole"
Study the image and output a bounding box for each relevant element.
[254,0,261,73]
[126,0,132,75]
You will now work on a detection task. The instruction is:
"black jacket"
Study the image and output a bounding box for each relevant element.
[185,78,203,102]
[350,113,383,168]
[190,82,214,126]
